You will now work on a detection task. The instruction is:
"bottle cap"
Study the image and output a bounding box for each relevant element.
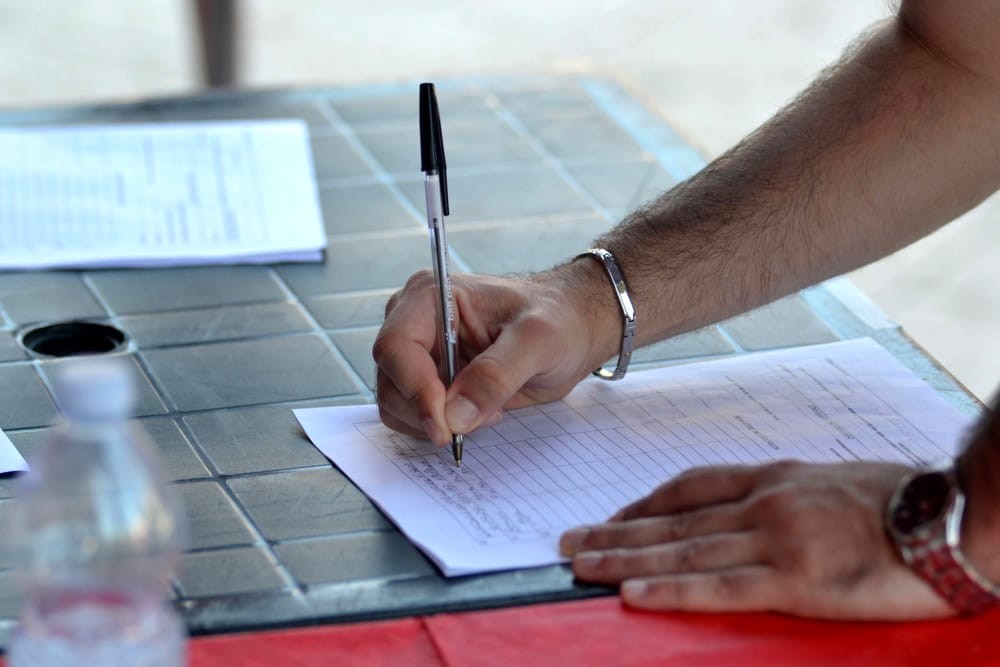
[51,357,137,421]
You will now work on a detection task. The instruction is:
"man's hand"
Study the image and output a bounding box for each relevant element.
[559,461,956,620]
[373,269,606,445]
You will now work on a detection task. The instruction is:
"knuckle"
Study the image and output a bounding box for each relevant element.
[383,290,402,317]
[616,502,642,521]
[756,459,803,484]
[712,570,753,600]
[385,271,435,318]
[582,527,614,550]
[371,332,394,364]
[777,537,827,579]
[576,534,598,551]
[747,485,799,518]
[577,549,623,577]
[657,513,693,542]
[674,465,741,491]
[672,539,707,572]
[600,548,629,574]
[746,494,842,580]
[651,577,687,604]
[403,269,435,291]
[673,467,704,483]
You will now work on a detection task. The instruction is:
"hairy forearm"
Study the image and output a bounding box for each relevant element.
[557,11,1000,359]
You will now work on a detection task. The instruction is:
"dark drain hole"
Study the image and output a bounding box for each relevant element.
[20,321,127,358]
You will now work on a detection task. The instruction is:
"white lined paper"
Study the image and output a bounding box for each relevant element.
[295,339,975,577]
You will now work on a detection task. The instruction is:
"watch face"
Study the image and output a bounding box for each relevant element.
[890,471,953,538]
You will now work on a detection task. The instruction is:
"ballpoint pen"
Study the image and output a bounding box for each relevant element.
[419,82,463,467]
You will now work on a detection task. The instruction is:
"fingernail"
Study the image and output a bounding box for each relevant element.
[445,395,479,433]
[622,580,648,599]
[574,551,603,570]
[559,528,588,555]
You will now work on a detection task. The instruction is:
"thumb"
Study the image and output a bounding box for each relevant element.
[444,316,564,434]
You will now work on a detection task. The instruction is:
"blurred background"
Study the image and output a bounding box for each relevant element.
[1,0,996,401]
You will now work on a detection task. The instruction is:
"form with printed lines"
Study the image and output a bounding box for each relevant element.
[295,339,974,577]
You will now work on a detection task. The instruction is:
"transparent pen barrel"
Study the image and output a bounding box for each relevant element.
[424,173,459,384]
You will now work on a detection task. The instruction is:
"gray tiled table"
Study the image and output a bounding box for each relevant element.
[0,76,981,642]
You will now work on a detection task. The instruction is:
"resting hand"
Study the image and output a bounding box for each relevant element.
[373,270,601,444]
[559,461,955,620]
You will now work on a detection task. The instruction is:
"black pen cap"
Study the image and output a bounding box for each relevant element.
[419,82,449,215]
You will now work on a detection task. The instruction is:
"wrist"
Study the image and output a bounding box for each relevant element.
[533,256,627,377]
[886,463,1000,615]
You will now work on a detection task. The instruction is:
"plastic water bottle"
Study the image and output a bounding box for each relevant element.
[7,357,187,666]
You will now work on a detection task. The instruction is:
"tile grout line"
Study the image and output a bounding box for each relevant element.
[78,277,330,601]
[77,271,180,409]
[179,477,305,599]
[266,268,374,400]
[313,96,474,274]
[488,94,617,225]
[25,284,306,601]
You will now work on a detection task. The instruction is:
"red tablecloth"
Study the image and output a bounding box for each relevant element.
[1,597,993,665]
[184,597,999,667]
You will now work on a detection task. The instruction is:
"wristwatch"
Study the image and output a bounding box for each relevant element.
[885,464,1000,615]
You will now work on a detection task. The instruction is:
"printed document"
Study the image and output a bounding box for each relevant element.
[295,339,976,577]
[0,120,325,269]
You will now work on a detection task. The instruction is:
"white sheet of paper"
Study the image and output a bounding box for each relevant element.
[0,120,325,269]
[0,428,28,473]
[294,339,977,577]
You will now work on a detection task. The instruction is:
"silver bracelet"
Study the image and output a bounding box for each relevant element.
[575,248,636,381]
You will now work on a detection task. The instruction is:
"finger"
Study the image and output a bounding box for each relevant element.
[625,568,955,619]
[560,505,749,555]
[444,314,562,434]
[571,532,762,584]
[376,369,447,443]
[383,269,436,320]
[383,287,403,318]
[620,566,786,613]
[612,465,757,521]
[377,378,435,441]
[377,408,426,440]
[375,369,422,433]
[377,368,505,443]
[373,343,448,441]
[373,312,449,442]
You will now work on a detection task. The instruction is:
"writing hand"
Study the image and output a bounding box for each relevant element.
[559,461,954,620]
[373,270,599,445]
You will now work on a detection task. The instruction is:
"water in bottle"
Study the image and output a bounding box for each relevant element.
[7,357,187,666]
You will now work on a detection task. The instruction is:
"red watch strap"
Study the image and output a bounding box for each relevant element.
[910,547,1000,615]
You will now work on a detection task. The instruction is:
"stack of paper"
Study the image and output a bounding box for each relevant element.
[0,120,326,269]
